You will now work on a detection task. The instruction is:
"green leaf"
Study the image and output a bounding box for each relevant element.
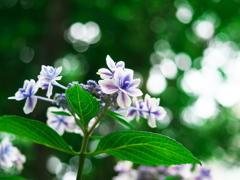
[88,130,201,166]
[90,135,103,140]
[0,176,26,180]
[0,115,79,155]
[51,111,72,116]
[66,84,100,127]
[104,111,134,129]
[162,177,180,180]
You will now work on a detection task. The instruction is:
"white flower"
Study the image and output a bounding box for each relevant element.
[114,161,133,173]
[113,161,137,180]
[8,79,38,114]
[142,94,166,128]
[37,65,62,98]
[127,98,144,122]
[46,107,76,136]
[99,67,142,109]
[97,55,125,79]
[0,138,26,171]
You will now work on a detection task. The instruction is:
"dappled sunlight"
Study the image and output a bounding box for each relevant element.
[181,38,240,109]
[3,1,240,179]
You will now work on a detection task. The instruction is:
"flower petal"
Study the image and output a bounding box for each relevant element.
[147,114,157,128]
[117,91,131,109]
[98,79,119,94]
[47,119,65,135]
[55,76,62,81]
[122,70,133,85]
[114,67,133,87]
[97,68,113,79]
[23,79,29,89]
[116,61,125,68]
[56,66,62,75]
[113,67,125,85]
[144,94,152,110]
[64,117,76,133]
[127,89,143,97]
[23,96,37,114]
[127,109,136,120]
[154,107,166,120]
[46,83,53,98]
[25,79,36,95]
[128,78,141,89]
[106,55,116,70]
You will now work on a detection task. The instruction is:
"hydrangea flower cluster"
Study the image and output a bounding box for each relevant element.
[126,94,166,128]
[46,106,98,136]
[46,107,78,136]
[0,137,26,172]
[97,56,166,127]
[37,65,66,98]
[9,55,166,135]
[113,161,212,180]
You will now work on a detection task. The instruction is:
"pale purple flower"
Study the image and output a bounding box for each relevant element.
[99,67,143,109]
[200,168,211,179]
[137,165,159,180]
[167,164,192,179]
[113,170,138,180]
[127,98,144,122]
[47,107,77,136]
[113,162,212,180]
[97,55,125,79]
[0,138,26,171]
[113,161,137,180]
[114,161,133,173]
[14,152,26,171]
[8,79,38,114]
[194,166,212,180]
[142,94,166,128]
[37,65,64,98]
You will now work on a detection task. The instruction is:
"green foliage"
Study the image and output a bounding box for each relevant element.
[51,111,72,116]
[162,177,180,180]
[0,115,78,155]
[90,135,103,140]
[2,0,240,179]
[66,84,100,127]
[0,176,26,180]
[88,130,201,166]
[104,111,134,129]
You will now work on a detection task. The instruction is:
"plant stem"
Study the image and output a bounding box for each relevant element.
[76,112,105,180]
[76,132,89,180]
[76,96,113,179]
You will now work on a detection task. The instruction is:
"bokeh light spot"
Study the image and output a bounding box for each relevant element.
[176,5,193,24]
[46,155,61,174]
[159,58,178,79]
[66,21,101,52]
[193,20,214,39]
[19,46,34,63]
[147,67,167,95]
[175,52,192,71]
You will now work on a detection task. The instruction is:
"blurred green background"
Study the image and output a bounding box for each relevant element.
[1,0,240,179]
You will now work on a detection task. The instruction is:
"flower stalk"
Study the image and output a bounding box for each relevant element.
[76,111,105,180]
